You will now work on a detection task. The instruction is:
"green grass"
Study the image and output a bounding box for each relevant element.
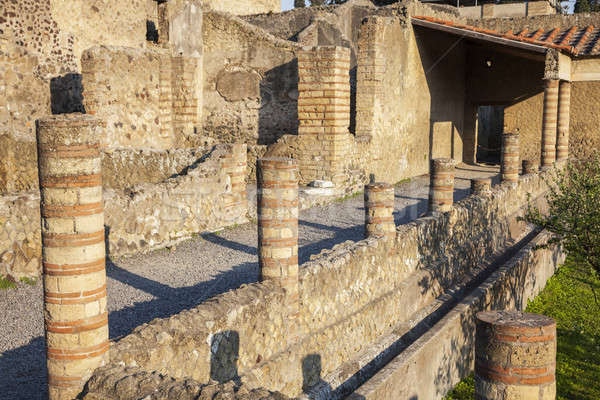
[0,275,17,290]
[445,258,600,400]
[19,276,37,286]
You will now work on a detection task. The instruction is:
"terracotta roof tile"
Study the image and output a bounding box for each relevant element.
[412,16,600,57]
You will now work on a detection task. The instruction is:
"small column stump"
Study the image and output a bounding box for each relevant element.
[471,178,492,194]
[475,311,556,400]
[522,160,539,175]
[501,133,520,184]
[428,158,456,213]
[364,182,395,239]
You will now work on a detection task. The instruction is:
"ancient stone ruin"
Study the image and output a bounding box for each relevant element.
[2,0,599,398]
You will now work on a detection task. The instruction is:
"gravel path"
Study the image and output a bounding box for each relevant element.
[0,164,499,399]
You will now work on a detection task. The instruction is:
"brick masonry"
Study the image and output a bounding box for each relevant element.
[297,46,353,186]
[364,182,395,239]
[37,114,109,400]
[429,158,457,213]
[501,133,520,184]
[258,158,299,322]
[557,80,571,161]
[541,79,559,167]
[92,163,561,398]
[475,311,556,400]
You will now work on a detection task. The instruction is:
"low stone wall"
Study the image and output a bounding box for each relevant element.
[348,230,563,399]
[94,164,559,398]
[0,143,247,280]
[105,144,248,257]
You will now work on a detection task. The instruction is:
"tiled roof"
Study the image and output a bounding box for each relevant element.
[413,16,600,57]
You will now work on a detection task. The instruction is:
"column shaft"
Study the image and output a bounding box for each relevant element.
[501,133,519,183]
[37,114,108,400]
[541,79,559,167]
[475,311,556,400]
[364,182,395,239]
[557,80,571,161]
[257,158,299,316]
[429,158,456,213]
[471,178,491,194]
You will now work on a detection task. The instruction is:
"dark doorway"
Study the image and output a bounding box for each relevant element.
[476,105,504,164]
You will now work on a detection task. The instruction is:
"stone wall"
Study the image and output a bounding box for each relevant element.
[82,45,201,150]
[204,0,281,16]
[348,229,563,399]
[95,164,558,398]
[459,1,556,19]
[105,144,248,257]
[202,12,300,146]
[0,143,247,280]
[0,0,148,144]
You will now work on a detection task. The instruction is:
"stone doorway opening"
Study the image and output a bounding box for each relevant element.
[477,105,505,164]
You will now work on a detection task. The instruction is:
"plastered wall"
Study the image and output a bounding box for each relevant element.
[204,0,281,16]
[202,12,300,146]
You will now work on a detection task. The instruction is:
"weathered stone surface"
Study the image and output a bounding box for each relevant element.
[97,164,559,397]
[83,365,292,400]
[217,70,262,102]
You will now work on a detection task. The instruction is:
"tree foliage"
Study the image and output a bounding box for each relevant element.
[294,0,306,7]
[575,0,592,13]
[523,157,600,279]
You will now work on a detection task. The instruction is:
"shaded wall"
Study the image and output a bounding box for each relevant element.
[202,12,300,146]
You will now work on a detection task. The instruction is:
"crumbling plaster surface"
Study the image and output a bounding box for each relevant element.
[203,0,281,16]
[469,11,600,33]
[202,12,300,146]
[97,166,554,398]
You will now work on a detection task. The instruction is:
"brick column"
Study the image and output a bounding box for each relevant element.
[556,80,571,161]
[171,56,199,141]
[541,79,559,168]
[429,158,456,213]
[220,143,248,213]
[522,160,539,175]
[297,46,352,186]
[475,311,556,400]
[364,182,395,239]
[501,133,519,184]
[257,158,299,317]
[471,178,491,194]
[37,115,108,400]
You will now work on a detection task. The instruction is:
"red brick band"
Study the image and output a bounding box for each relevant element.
[47,340,110,360]
[41,174,102,188]
[43,230,105,248]
[44,258,105,276]
[476,361,555,385]
[45,285,107,305]
[260,256,299,266]
[42,202,104,218]
[260,238,298,247]
[259,199,299,207]
[47,374,84,388]
[46,312,108,334]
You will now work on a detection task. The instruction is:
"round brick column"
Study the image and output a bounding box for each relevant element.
[428,158,456,213]
[475,311,556,400]
[257,158,299,316]
[522,160,539,175]
[541,79,559,168]
[221,143,248,213]
[501,133,519,184]
[37,115,108,400]
[364,182,395,239]
[471,178,492,194]
[557,80,571,161]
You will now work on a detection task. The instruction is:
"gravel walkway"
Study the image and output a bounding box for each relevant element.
[0,164,499,399]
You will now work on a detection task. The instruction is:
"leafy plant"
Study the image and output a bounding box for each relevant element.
[522,158,600,298]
